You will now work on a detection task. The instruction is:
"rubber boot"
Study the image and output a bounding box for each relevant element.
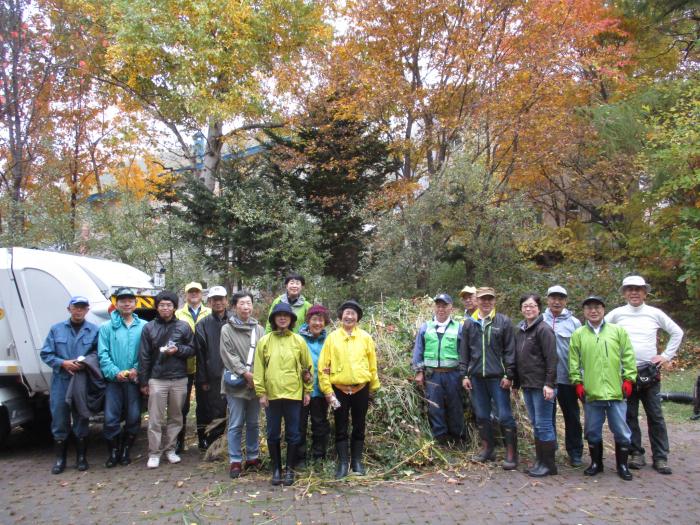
[529,440,557,477]
[502,426,518,470]
[283,444,297,486]
[584,441,604,476]
[197,427,209,451]
[335,440,349,479]
[312,434,329,461]
[295,441,306,469]
[76,437,89,471]
[474,420,495,462]
[350,440,366,475]
[120,433,137,466]
[51,439,68,475]
[615,442,633,481]
[526,439,543,476]
[105,437,120,468]
[268,440,283,486]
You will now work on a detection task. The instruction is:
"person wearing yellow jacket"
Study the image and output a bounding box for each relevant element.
[254,302,313,486]
[318,300,380,478]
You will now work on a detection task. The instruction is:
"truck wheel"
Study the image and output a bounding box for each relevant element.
[0,407,10,447]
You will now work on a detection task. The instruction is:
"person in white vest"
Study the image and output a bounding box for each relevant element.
[605,275,684,475]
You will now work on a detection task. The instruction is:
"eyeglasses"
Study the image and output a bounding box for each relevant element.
[521,304,539,309]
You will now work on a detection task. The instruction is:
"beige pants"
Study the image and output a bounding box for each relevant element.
[147,377,188,456]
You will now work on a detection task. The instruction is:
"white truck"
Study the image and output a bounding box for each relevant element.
[0,247,160,444]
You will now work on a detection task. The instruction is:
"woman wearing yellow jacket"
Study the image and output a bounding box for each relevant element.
[318,300,380,478]
[254,303,313,486]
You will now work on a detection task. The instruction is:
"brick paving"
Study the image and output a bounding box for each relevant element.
[1,420,698,524]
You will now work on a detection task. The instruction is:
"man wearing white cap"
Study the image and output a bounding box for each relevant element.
[458,285,477,318]
[605,275,684,475]
[193,286,230,450]
[543,285,583,466]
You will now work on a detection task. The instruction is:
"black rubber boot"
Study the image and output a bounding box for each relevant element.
[76,437,89,471]
[615,442,633,481]
[475,420,495,462]
[312,434,329,461]
[197,427,209,451]
[350,440,366,475]
[268,440,283,486]
[105,437,120,468]
[295,442,306,469]
[584,442,604,476]
[526,439,543,476]
[529,440,557,477]
[502,426,518,470]
[283,444,297,486]
[335,440,349,479]
[51,439,68,475]
[120,433,137,466]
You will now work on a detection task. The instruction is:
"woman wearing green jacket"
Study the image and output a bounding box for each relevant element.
[254,303,313,486]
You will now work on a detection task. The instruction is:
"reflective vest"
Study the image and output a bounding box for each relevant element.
[423,320,460,368]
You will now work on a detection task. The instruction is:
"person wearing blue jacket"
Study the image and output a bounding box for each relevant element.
[98,287,146,468]
[40,296,99,474]
[296,304,332,467]
[543,285,583,466]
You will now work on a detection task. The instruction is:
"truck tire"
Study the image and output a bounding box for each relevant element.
[0,407,10,447]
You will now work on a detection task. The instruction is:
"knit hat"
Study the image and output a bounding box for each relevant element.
[306,304,330,324]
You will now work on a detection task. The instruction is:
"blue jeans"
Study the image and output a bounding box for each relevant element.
[584,400,631,445]
[522,387,556,441]
[103,381,141,439]
[425,369,465,439]
[470,376,515,428]
[265,399,302,445]
[50,374,89,440]
[227,395,260,463]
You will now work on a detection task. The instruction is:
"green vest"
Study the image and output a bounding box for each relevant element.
[423,320,460,369]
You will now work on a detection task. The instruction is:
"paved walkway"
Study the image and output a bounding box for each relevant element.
[1,421,698,524]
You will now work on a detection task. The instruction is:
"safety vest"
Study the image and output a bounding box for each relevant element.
[423,320,460,369]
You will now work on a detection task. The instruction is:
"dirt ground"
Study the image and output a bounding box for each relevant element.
[1,417,699,525]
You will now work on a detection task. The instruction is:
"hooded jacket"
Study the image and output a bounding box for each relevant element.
[299,322,327,398]
[219,317,265,400]
[318,326,381,395]
[194,310,230,386]
[253,329,313,401]
[98,311,146,381]
[542,307,582,384]
[458,310,516,380]
[265,294,312,334]
[514,315,558,389]
[138,316,194,384]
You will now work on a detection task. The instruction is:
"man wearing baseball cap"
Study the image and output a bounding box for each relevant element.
[40,296,100,474]
[412,294,465,445]
[193,286,230,450]
[175,281,212,453]
[458,285,477,318]
[605,276,684,475]
[569,296,637,480]
[542,285,583,466]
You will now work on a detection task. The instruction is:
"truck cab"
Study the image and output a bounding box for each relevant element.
[0,247,160,444]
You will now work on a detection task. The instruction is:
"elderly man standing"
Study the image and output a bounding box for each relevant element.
[458,285,477,318]
[412,293,464,446]
[194,286,230,450]
[175,281,211,453]
[459,287,517,470]
[41,296,100,474]
[569,296,637,481]
[542,285,583,466]
[605,276,684,475]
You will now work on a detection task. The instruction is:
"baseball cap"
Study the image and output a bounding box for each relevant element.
[547,285,568,297]
[620,275,651,293]
[68,296,90,307]
[582,295,605,307]
[184,281,203,292]
[433,293,453,304]
[207,285,227,298]
[475,287,496,298]
[114,287,136,299]
[459,285,476,297]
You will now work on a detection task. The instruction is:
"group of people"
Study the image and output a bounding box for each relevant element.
[41,272,683,484]
[412,276,683,480]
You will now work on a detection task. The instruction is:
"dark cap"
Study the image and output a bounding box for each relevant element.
[269,302,297,325]
[433,293,453,305]
[582,295,606,308]
[114,287,136,299]
[68,296,90,307]
[338,300,363,321]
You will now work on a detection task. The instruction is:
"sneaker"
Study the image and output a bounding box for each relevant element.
[653,459,672,475]
[244,458,262,471]
[628,453,646,469]
[165,450,181,464]
[229,462,242,479]
[146,455,160,469]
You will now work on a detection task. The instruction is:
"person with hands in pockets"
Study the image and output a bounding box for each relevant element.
[569,295,637,481]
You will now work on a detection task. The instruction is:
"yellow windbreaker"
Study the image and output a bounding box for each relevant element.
[253,330,313,401]
[318,327,381,395]
[175,304,211,375]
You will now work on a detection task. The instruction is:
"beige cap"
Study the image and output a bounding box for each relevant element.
[184,281,203,292]
[459,285,476,298]
[475,287,496,298]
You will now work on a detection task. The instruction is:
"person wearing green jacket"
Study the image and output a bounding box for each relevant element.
[254,303,313,486]
[265,273,312,334]
[569,295,637,481]
[98,288,146,468]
